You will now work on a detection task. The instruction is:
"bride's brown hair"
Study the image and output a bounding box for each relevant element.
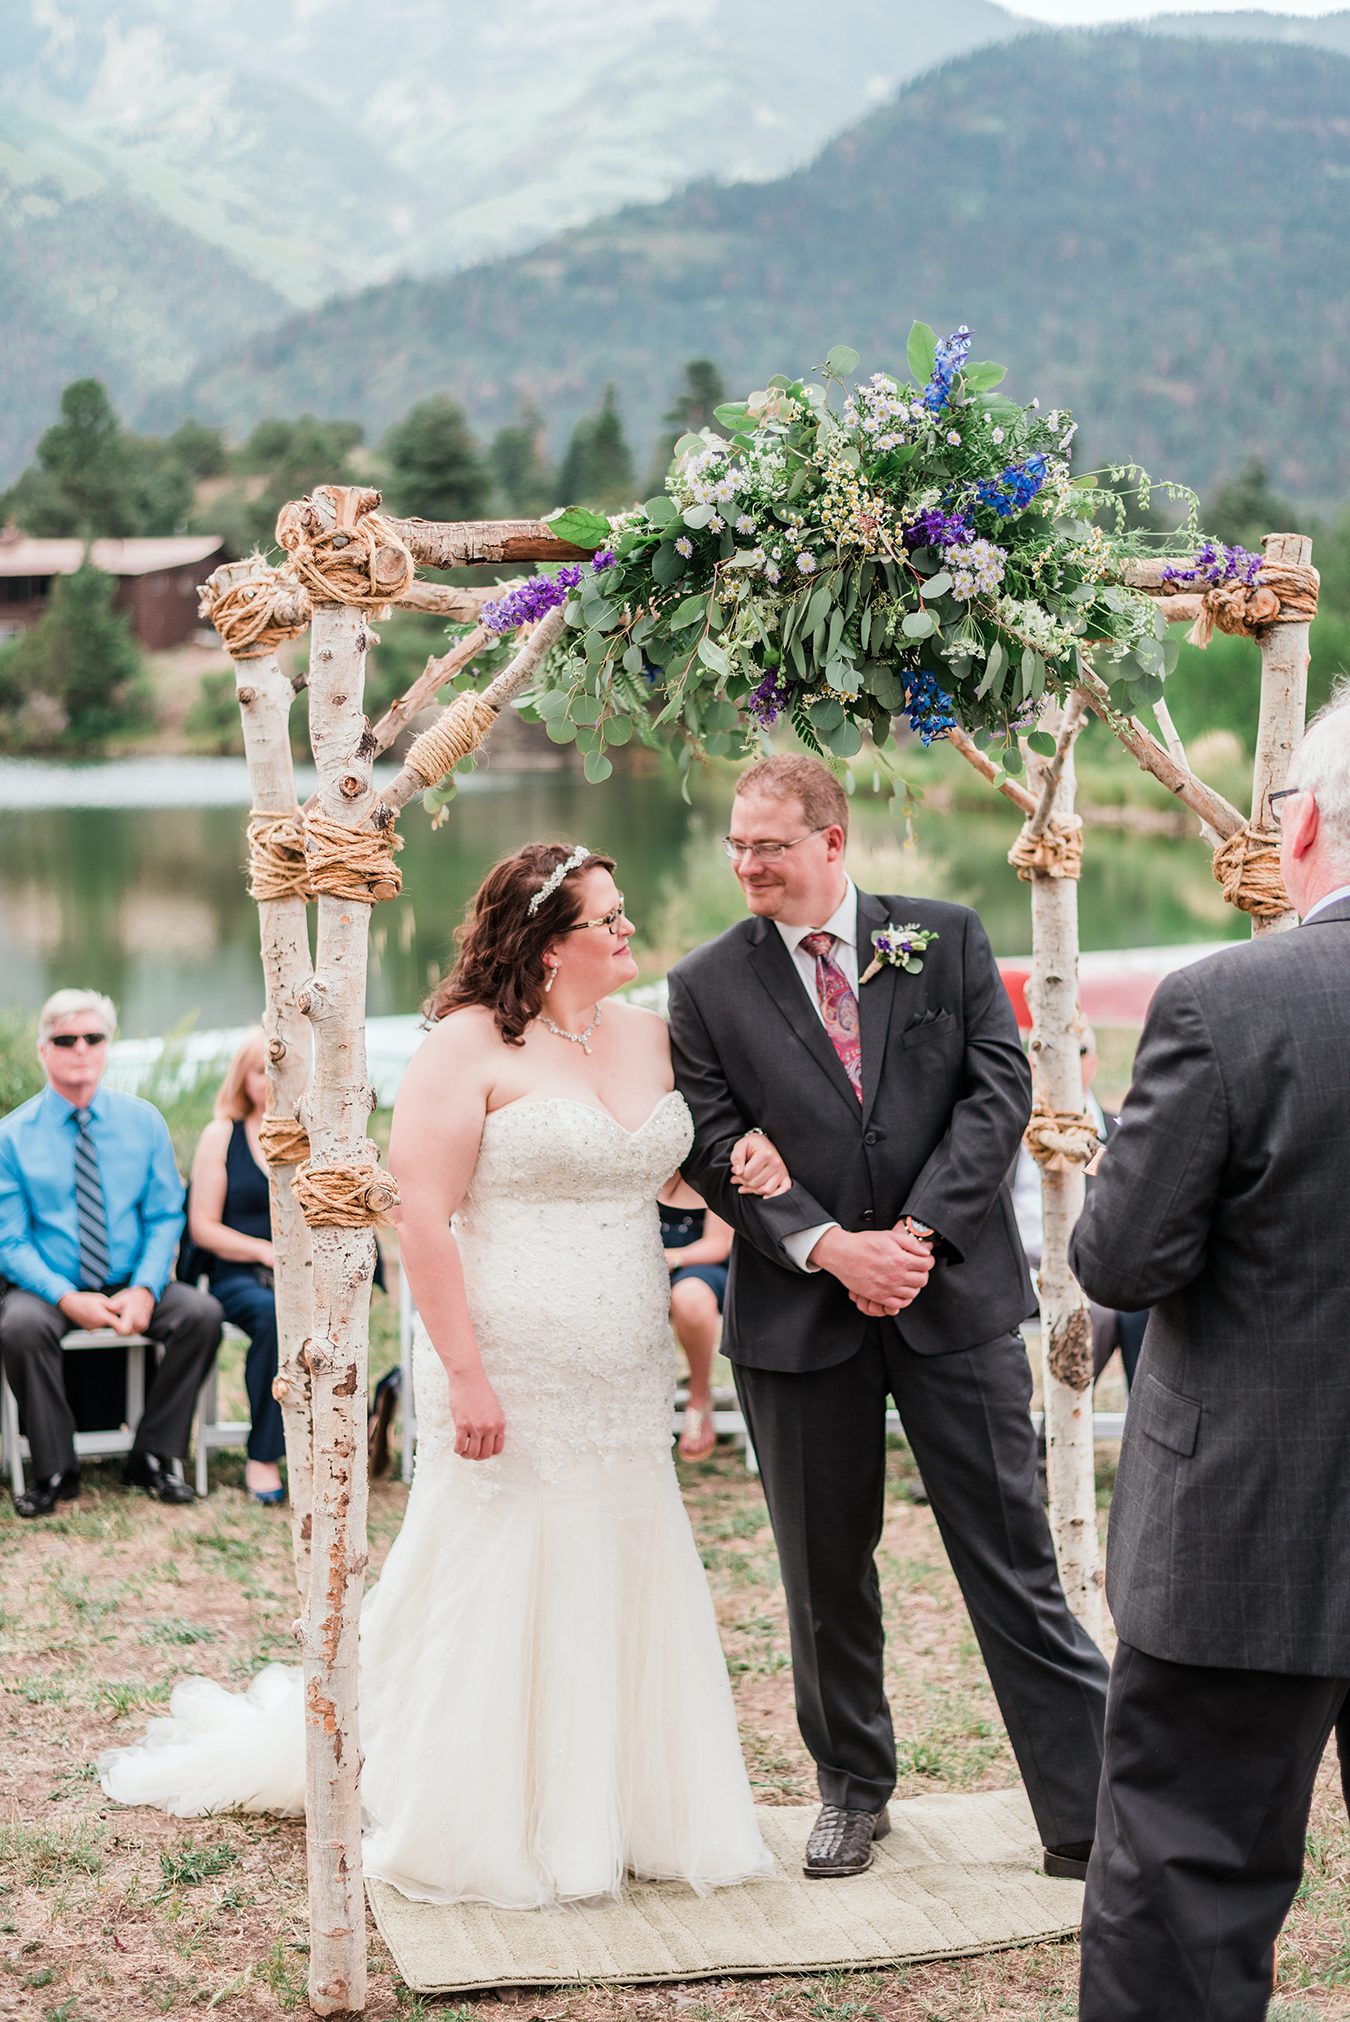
[424,842,618,1045]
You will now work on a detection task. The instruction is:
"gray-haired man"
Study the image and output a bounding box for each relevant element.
[0,990,222,1516]
[1072,694,1350,2020]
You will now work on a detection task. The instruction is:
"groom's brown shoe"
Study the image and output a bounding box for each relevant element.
[803,1803,891,1878]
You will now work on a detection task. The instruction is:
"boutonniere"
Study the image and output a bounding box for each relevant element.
[860,921,940,983]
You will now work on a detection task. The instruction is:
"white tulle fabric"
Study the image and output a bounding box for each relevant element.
[100,1092,771,1907]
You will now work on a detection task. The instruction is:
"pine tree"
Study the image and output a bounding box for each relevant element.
[644,359,725,496]
[381,395,490,522]
[0,562,146,749]
[556,385,635,510]
[489,401,555,516]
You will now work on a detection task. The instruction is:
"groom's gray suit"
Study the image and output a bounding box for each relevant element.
[668,886,1108,1845]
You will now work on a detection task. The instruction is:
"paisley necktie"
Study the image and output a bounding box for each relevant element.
[800,931,862,1101]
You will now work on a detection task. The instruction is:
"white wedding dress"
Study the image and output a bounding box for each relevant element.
[100,1091,771,1907]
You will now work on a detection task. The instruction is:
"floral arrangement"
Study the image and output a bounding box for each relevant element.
[431,325,1204,803]
[860,921,940,983]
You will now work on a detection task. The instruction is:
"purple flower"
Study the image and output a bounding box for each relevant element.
[1160,541,1262,588]
[922,325,972,414]
[481,552,615,634]
[747,667,794,728]
[902,506,973,551]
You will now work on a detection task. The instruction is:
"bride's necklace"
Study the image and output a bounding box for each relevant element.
[540,1000,603,1055]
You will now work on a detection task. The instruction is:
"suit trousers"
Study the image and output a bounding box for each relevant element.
[0,1283,223,1479]
[1080,1642,1349,2022]
[734,1324,1108,1842]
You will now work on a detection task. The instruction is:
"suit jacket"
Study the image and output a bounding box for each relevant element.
[1070,897,1350,1676]
[667,888,1036,1371]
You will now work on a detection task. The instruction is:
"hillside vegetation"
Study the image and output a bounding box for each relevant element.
[168,32,1350,508]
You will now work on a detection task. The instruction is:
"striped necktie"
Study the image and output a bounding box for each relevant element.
[800,931,863,1101]
[72,1107,111,1292]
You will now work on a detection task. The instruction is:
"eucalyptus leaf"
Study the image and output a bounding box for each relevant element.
[825,658,858,694]
[809,697,845,734]
[583,749,614,784]
[683,503,715,529]
[696,636,730,676]
[825,344,861,378]
[545,717,577,744]
[922,571,953,599]
[826,718,863,758]
[907,320,937,386]
[651,543,686,587]
[622,643,645,675]
[604,715,633,745]
[643,496,678,525]
[901,609,936,640]
[1026,729,1057,758]
[670,593,709,631]
[712,403,752,430]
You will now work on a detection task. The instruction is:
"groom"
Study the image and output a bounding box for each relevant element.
[668,753,1108,1879]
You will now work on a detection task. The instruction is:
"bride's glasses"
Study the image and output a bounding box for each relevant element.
[566,896,627,934]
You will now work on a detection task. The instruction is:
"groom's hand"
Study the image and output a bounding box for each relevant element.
[808,1228,933,1314]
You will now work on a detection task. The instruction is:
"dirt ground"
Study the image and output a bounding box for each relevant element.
[2,1413,1348,2022]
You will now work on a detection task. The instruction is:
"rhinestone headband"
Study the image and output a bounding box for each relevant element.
[527,844,591,915]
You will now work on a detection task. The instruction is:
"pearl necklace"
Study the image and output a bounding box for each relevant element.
[541,1001,603,1055]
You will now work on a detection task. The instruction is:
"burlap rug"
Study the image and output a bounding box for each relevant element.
[368,1787,1083,1994]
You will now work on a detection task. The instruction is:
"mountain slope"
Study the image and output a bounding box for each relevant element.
[167,31,1350,507]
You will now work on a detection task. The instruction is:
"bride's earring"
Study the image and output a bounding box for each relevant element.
[544,962,558,994]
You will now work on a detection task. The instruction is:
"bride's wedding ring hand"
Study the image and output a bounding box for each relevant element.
[730,1130,793,1197]
[448,1374,506,1461]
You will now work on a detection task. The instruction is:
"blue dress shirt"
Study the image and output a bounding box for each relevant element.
[0,1084,185,1307]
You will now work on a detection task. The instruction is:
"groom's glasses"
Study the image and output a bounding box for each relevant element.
[723,827,828,865]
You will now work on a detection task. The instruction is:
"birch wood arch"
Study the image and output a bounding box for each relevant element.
[202,497,1316,2013]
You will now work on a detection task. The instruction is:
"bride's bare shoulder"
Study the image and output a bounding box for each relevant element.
[400,1007,498,1091]
[607,998,672,1062]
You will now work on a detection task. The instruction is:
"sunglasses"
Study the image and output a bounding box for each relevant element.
[48,1032,108,1049]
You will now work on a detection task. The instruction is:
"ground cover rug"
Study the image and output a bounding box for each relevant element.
[368,1786,1084,1994]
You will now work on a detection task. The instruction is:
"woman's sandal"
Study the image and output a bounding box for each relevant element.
[678,1402,717,1461]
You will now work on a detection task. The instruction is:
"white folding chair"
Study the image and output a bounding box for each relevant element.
[2,1327,152,1497]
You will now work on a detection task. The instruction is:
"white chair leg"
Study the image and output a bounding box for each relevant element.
[195,1366,217,1498]
[1,1372,24,1498]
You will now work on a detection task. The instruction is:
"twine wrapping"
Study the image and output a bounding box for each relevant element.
[276,486,416,611]
[304,809,403,905]
[1007,815,1084,883]
[1210,823,1290,919]
[248,809,312,903]
[1024,1106,1101,1172]
[202,569,310,660]
[259,1114,311,1167]
[292,1158,400,1228]
[1165,564,1319,649]
[403,689,500,788]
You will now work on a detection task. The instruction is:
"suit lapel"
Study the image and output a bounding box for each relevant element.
[855,890,899,1125]
[745,919,861,1121]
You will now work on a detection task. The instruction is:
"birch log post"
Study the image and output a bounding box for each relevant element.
[1248,533,1314,936]
[1018,701,1104,1644]
[202,559,316,1595]
[293,592,392,2019]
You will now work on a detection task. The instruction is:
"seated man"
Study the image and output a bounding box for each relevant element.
[0,989,222,1517]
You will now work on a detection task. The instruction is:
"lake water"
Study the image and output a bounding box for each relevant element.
[0,756,1246,1038]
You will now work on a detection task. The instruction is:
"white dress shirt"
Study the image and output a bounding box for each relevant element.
[1302,881,1350,924]
[773,880,858,1271]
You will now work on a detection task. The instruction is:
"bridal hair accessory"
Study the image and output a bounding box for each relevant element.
[860,921,940,983]
[528,844,591,915]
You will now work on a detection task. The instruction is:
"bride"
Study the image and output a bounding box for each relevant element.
[100,841,783,1909]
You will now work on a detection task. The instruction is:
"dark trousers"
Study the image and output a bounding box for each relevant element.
[734,1324,1109,1842]
[1080,1642,1349,2022]
[211,1271,283,1464]
[0,1283,222,1479]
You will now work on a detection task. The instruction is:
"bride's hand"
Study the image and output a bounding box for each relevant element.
[448,1371,506,1461]
[730,1130,793,1198]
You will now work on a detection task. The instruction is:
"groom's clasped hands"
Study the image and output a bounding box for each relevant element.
[729,1130,933,1317]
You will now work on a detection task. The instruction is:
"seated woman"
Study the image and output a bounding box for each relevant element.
[188,1030,284,1506]
[658,1176,732,1462]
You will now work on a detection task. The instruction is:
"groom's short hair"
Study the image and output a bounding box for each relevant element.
[735,754,849,836]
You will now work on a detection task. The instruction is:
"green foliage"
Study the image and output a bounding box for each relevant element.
[556,382,635,510]
[0,379,193,539]
[517,343,1193,780]
[166,416,227,479]
[205,413,367,556]
[183,668,245,755]
[488,400,556,516]
[0,1008,43,1117]
[380,394,491,522]
[0,562,148,751]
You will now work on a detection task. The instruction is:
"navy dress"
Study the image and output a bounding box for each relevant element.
[659,1201,728,1310]
[209,1122,283,1466]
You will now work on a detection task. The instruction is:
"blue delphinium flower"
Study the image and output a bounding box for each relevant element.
[903,669,958,745]
[976,452,1049,519]
[922,326,972,413]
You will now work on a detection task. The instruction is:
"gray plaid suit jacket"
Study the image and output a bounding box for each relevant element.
[668,889,1037,1372]
[1070,896,1350,1676]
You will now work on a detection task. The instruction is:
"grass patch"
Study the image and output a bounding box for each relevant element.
[0,1822,105,1886]
[156,1840,240,1894]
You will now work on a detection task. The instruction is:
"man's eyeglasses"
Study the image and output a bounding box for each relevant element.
[723,827,829,866]
[1267,786,1304,827]
[47,1032,107,1049]
[566,898,627,934]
